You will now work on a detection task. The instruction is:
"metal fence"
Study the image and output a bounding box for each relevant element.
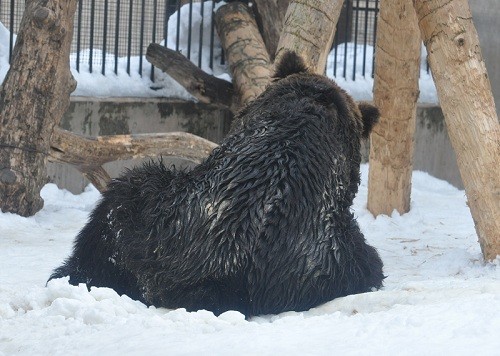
[0,0,380,81]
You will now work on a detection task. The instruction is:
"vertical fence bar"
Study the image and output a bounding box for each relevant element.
[187,0,193,60]
[209,0,215,69]
[114,0,121,74]
[333,31,338,77]
[164,0,170,47]
[89,0,96,73]
[198,0,205,68]
[127,0,133,75]
[342,3,349,79]
[362,0,369,77]
[76,0,83,72]
[371,0,379,78]
[352,0,360,81]
[8,0,14,62]
[151,0,158,81]
[103,0,109,75]
[176,0,181,51]
[139,0,146,76]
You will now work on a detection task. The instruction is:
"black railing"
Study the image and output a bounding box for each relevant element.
[0,0,380,82]
[330,0,379,80]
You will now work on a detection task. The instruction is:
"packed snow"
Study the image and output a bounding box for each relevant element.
[0,2,438,103]
[0,4,497,355]
[0,165,498,355]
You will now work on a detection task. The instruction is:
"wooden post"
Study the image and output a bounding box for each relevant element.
[275,0,345,74]
[253,0,291,59]
[214,2,272,107]
[414,0,500,260]
[0,0,78,216]
[367,0,421,215]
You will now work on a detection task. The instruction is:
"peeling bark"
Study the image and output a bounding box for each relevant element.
[414,0,500,260]
[367,0,421,215]
[0,0,78,216]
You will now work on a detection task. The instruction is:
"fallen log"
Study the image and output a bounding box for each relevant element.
[49,127,218,192]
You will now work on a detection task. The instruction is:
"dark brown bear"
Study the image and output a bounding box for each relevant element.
[49,51,384,317]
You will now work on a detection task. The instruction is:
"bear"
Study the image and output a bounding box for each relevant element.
[49,51,384,317]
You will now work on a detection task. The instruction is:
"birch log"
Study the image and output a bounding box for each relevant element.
[414,0,500,260]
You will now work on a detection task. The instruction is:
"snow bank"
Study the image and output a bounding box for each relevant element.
[0,165,498,355]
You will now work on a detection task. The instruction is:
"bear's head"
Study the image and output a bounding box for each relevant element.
[272,51,379,140]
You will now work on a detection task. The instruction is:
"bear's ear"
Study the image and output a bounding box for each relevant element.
[273,51,309,79]
[358,103,380,138]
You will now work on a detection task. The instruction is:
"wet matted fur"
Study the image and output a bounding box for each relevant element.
[50,52,384,316]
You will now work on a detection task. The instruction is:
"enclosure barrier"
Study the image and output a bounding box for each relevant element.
[0,0,380,81]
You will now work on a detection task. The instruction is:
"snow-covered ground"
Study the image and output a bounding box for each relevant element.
[1,165,498,355]
[1,5,497,354]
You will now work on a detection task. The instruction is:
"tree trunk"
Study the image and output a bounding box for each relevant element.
[0,0,78,216]
[275,0,344,74]
[214,2,272,107]
[367,0,421,216]
[414,0,500,260]
[146,43,234,108]
[252,0,291,59]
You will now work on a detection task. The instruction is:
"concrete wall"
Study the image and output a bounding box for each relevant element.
[413,106,462,188]
[469,0,500,118]
[48,98,232,193]
[359,105,462,189]
[48,98,463,194]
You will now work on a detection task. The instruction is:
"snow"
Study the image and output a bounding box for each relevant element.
[0,6,495,354]
[1,165,499,355]
[329,43,438,103]
[0,3,438,103]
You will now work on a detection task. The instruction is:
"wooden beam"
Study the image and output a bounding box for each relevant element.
[367,0,421,215]
[253,0,291,59]
[215,2,272,107]
[275,0,344,74]
[49,128,218,192]
[146,43,234,108]
[414,0,500,260]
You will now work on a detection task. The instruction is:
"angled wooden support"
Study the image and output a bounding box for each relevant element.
[414,0,500,260]
[214,2,272,107]
[146,44,234,108]
[275,0,345,74]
